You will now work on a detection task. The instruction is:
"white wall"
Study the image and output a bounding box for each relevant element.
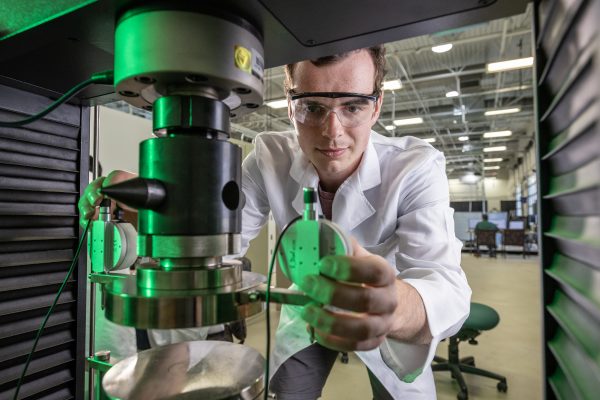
[94,106,154,174]
[448,177,513,210]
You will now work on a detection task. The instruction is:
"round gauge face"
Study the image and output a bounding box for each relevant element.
[277,218,352,288]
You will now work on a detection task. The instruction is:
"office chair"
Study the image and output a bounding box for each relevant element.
[474,229,497,257]
[432,303,508,400]
[502,229,526,258]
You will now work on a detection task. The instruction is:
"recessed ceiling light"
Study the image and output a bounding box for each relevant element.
[424,137,436,143]
[446,90,460,98]
[458,136,469,141]
[484,158,503,162]
[484,166,501,170]
[265,99,288,109]
[483,146,507,152]
[393,117,424,126]
[484,107,521,116]
[483,130,512,138]
[385,125,395,131]
[432,43,453,53]
[486,57,534,73]
[383,79,402,91]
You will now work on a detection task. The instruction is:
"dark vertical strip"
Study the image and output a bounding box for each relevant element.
[75,105,90,400]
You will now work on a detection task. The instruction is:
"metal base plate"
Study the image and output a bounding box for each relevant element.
[104,271,265,329]
[103,341,264,400]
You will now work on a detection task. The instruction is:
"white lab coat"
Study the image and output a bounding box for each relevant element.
[240,131,471,399]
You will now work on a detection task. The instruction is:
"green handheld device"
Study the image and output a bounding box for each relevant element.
[277,187,352,289]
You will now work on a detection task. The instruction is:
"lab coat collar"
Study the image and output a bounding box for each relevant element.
[290,132,381,231]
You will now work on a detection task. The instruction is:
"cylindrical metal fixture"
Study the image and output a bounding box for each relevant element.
[153,95,230,136]
[114,8,264,116]
[138,135,243,237]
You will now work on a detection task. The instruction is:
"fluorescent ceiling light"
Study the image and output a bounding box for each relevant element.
[484,107,521,116]
[483,130,512,138]
[393,117,423,126]
[446,90,459,98]
[424,137,436,143]
[484,158,503,163]
[458,136,469,141]
[265,99,288,109]
[385,125,395,131]
[484,166,501,170]
[483,146,507,152]
[486,57,534,73]
[432,43,453,53]
[383,79,402,91]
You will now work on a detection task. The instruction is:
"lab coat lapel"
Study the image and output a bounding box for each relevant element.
[333,135,381,232]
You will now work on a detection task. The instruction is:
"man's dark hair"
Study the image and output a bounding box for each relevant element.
[283,45,387,96]
[482,214,489,221]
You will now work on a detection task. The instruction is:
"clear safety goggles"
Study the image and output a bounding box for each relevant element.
[289,91,379,128]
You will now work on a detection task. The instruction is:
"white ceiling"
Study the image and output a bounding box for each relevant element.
[231,4,535,180]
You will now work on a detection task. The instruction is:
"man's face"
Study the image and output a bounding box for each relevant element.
[288,50,383,190]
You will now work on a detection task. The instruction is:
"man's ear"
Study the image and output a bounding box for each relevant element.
[372,91,384,122]
[287,97,293,122]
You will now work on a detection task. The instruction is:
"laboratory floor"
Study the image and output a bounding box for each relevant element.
[245,253,543,400]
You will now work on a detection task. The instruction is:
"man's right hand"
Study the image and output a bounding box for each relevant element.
[78,170,138,227]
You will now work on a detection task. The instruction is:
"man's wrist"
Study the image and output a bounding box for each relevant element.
[387,280,432,344]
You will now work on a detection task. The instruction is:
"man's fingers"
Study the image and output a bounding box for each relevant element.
[318,254,396,287]
[77,170,138,228]
[78,176,106,227]
[301,304,391,340]
[312,326,387,352]
[302,275,397,314]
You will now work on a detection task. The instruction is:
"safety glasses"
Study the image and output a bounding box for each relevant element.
[289,91,379,128]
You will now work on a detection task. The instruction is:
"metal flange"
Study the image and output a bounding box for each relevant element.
[104,271,265,329]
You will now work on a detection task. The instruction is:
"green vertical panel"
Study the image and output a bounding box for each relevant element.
[547,329,600,400]
[548,367,577,400]
[536,0,600,399]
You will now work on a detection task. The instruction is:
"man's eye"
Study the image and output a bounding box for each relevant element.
[345,105,363,113]
[306,104,325,114]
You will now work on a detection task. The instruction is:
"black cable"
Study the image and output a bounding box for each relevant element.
[13,219,91,400]
[264,215,302,400]
[0,71,113,128]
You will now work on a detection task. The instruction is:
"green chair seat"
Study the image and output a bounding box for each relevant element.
[432,302,508,399]
[463,303,500,331]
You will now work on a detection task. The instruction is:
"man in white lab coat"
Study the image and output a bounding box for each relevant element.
[240,46,471,399]
[80,46,471,399]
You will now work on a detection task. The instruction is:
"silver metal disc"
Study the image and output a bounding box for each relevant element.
[104,271,265,329]
[103,341,264,400]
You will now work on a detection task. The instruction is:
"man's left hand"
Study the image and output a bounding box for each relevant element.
[299,239,399,352]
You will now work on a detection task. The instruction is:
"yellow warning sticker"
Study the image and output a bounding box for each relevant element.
[234,45,252,74]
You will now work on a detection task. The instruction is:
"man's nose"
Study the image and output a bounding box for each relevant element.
[322,110,344,138]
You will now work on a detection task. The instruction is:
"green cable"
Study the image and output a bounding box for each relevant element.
[13,219,91,400]
[264,216,302,400]
[0,71,113,128]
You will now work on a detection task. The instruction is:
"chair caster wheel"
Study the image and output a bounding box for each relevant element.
[457,391,468,400]
[340,352,349,364]
[497,381,508,392]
